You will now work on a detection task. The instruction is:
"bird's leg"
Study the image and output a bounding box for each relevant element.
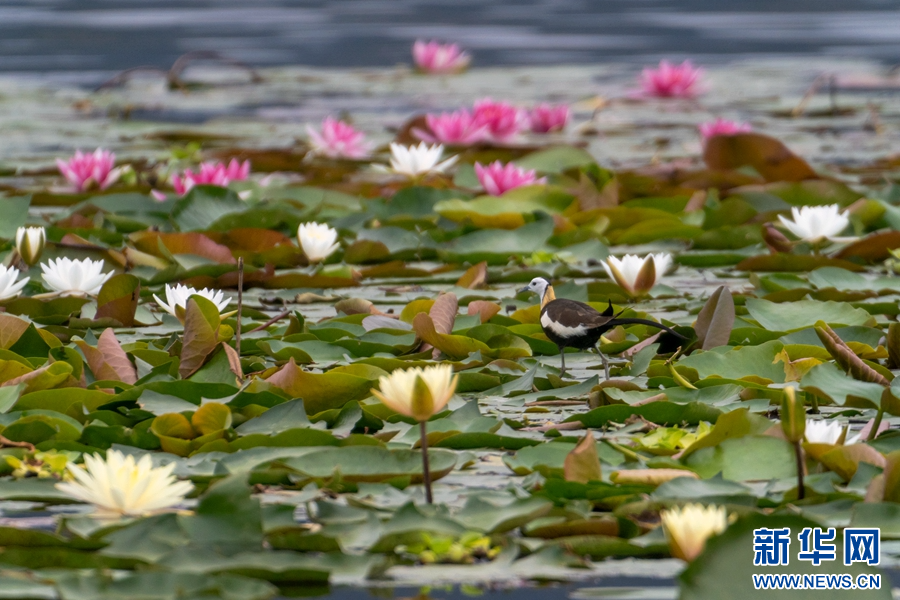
[595,344,610,380]
[559,346,566,376]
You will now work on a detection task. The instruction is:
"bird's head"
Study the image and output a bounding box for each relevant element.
[518,277,555,306]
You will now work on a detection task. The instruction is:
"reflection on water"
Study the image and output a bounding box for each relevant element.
[0,0,898,81]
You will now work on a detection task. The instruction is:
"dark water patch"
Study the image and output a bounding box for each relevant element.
[0,0,899,84]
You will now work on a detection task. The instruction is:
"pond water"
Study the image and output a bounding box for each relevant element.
[1,0,899,83]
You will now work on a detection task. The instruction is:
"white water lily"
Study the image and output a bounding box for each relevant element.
[16,226,46,266]
[804,419,844,445]
[153,283,229,321]
[372,364,459,421]
[40,257,112,297]
[0,265,29,301]
[778,204,854,244]
[386,142,458,177]
[56,449,193,516]
[661,503,728,562]
[297,222,340,262]
[601,253,673,296]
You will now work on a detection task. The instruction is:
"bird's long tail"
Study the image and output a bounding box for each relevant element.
[600,318,686,338]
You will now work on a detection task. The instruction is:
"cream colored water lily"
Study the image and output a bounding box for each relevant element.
[297,222,340,262]
[372,364,458,422]
[805,419,844,445]
[601,253,672,296]
[56,449,193,516]
[372,364,459,505]
[660,503,728,562]
[778,204,854,244]
[153,283,229,321]
[0,265,29,301]
[386,142,458,178]
[40,257,113,297]
[16,226,46,266]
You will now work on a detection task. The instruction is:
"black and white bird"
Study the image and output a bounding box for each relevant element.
[518,276,684,378]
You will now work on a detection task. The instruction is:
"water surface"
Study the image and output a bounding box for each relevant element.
[1,0,898,83]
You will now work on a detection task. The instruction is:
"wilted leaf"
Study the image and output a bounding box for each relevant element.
[413,313,491,360]
[815,321,889,386]
[564,433,602,483]
[703,132,817,181]
[456,262,488,289]
[95,274,141,327]
[610,469,699,486]
[0,315,30,349]
[694,285,734,350]
[819,444,886,481]
[75,328,138,385]
[467,300,501,324]
[836,230,900,262]
[180,296,223,379]
[131,231,236,264]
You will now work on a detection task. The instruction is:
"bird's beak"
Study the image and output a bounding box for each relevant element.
[517,286,530,294]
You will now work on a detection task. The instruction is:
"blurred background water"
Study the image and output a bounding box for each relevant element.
[1,0,899,83]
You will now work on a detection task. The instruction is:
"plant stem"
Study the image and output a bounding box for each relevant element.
[420,420,433,504]
[794,440,805,500]
[235,257,244,360]
[247,310,291,334]
[868,407,885,442]
[808,391,819,414]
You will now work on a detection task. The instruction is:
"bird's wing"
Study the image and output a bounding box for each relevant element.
[543,299,612,328]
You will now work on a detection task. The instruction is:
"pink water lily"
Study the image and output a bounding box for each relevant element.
[307,117,371,159]
[412,40,471,74]
[639,60,704,98]
[529,103,570,133]
[699,118,752,142]
[473,98,525,143]
[475,161,546,196]
[56,148,122,192]
[413,109,488,146]
[171,159,250,195]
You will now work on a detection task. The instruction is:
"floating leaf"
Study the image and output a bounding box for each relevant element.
[282,446,457,484]
[745,298,873,331]
[264,359,383,414]
[192,402,232,436]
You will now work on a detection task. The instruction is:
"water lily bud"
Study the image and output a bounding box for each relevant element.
[371,364,458,422]
[762,223,793,254]
[15,226,46,266]
[781,386,806,443]
[660,503,727,562]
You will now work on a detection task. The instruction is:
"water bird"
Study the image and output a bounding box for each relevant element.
[519,276,684,378]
